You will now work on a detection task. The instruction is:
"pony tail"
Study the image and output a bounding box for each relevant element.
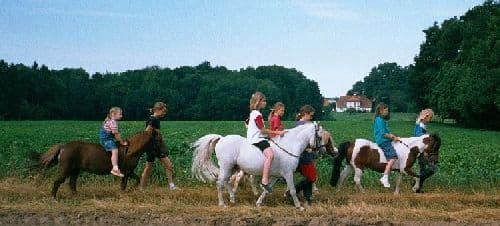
[330,141,350,187]
[295,113,302,121]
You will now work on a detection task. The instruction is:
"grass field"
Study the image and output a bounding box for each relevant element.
[0,113,499,225]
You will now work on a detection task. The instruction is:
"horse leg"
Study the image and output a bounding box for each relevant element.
[230,170,244,194]
[337,165,353,191]
[216,165,232,207]
[248,175,259,196]
[282,174,304,210]
[226,177,236,204]
[52,172,69,198]
[121,176,129,191]
[353,167,365,193]
[255,177,278,208]
[404,163,420,193]
[394,172,402,195]
[68,172,79,196]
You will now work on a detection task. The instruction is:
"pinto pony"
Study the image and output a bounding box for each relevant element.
[36,129,163,198]
[191,122,332,210]
[330,134,441,194]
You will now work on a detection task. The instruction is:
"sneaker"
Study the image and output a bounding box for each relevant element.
[110,169,124,177]
[261,183,272,193]
[379,176,390,188]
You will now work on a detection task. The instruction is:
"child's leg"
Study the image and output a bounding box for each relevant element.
[110,149,124,177]
[140,162,154,188]
[380,159,395,187]
[303,181,313,204]
[262,147,274,185]
[159,157,177,189]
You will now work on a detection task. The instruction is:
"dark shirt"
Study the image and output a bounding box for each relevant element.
[146,115,161,129]
[296,120,317,164]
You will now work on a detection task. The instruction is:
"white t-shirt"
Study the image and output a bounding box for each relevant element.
[246,110,265,144]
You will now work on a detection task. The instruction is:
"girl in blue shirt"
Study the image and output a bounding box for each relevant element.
[373,103,400,188]
[414,108,435,192]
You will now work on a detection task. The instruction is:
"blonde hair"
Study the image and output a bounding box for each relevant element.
[296,105,315,121]
[105,106,122,120]
[373,103,388,121]
[268,102,285,121]
[416,108,434,123]
[249,92,266,111]
[149,102,167,114]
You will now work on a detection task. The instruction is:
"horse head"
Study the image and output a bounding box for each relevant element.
[125,128,163,157]
[422,133,441,164]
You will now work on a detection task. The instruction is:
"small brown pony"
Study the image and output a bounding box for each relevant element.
[330,134,441,194]
[37,128,163,198]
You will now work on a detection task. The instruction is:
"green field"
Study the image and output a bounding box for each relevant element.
[0,113,498,191]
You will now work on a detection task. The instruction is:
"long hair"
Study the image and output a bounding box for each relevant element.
[295,105,315,121]
[268,102,284,122]
[373,103,388,121]
[249,92,265,111]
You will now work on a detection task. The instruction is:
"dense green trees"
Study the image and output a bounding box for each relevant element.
[410,0,499,129]
[0,61,323,121]
[348,1,499,129]
[347,62,412,112]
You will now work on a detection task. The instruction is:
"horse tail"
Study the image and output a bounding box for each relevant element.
[191,134,222,183]
[330,140,350,187]
[39,144,63,169]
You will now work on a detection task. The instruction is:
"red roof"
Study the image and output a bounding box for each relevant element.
[337,95,372,108]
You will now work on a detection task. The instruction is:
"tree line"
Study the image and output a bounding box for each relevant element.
[0,61,323,121]
[348,1,499,129]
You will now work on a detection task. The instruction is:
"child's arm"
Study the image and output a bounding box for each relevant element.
[113,132,128,145]
[261,127,286,136]
[384,133,400,141]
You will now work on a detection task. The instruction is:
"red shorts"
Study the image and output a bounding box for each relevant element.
[299,163,317,182]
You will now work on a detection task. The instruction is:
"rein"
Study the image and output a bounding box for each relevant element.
[399,140,410,149]
[268,138,300,158]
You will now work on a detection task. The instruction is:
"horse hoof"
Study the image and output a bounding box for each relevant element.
[297,206,305,211]
[230,198,236,204]
[219,204,227,208]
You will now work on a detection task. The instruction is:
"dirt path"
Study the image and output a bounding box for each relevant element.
[0,178,498,225]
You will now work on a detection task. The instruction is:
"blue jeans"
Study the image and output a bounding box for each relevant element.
[99,128,116,151]
[379,142,398,159]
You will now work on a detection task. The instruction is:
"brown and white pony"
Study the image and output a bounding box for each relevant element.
[330,134,441,194]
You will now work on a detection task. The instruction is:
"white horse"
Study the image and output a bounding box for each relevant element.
[330,134,441,194]
[191,122,329,209]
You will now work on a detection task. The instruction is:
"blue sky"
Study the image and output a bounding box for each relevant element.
[0,0,484,97]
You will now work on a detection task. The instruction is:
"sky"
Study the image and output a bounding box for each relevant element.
[0,0,485,97]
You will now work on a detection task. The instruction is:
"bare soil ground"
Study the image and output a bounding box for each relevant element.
[0,178,498,226]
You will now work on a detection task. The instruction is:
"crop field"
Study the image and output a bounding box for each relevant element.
[0,113,499,225]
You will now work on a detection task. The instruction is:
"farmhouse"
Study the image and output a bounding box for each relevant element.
[336,95,372,112]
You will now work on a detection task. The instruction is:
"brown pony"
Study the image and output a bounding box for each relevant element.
[37,129,163,198]
[330,134,441,194]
